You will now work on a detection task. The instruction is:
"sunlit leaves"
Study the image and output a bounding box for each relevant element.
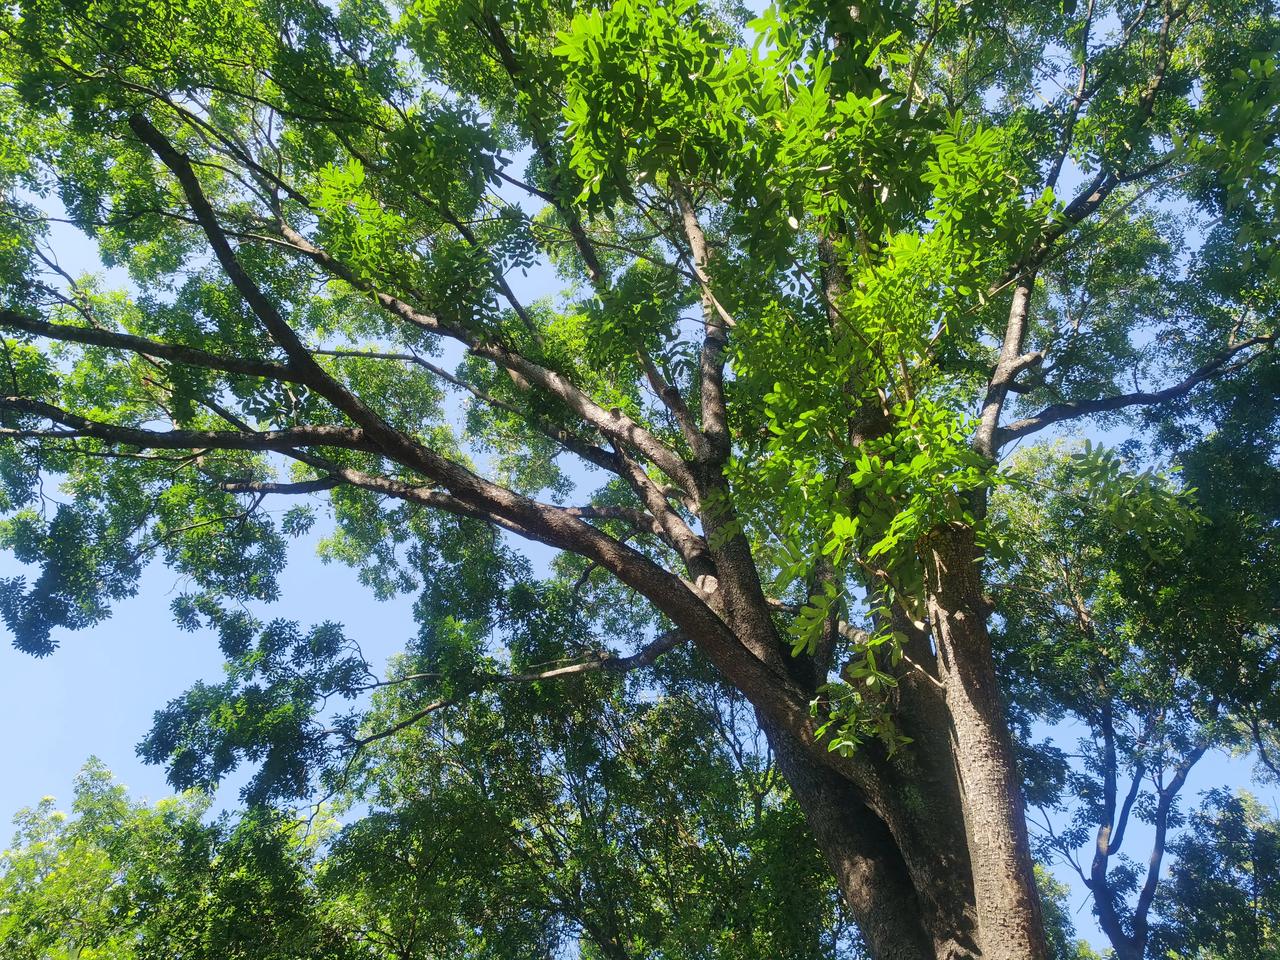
[1152,789,1280,959]
[0,761,340,960]
[556,0,752,201]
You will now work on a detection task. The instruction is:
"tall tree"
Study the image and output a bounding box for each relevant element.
[991,443,1280,960]
[0,1,1277,958]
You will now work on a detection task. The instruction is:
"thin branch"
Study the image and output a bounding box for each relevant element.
[1109,757,1147,856]
[0,397,378,453]
[637,346,702,456]
[477,11,606,285]
[610,441,714,582]
[311,347,622,474]
[1250,714,1280,780]
[353,629,686,749]
[274,221,699,494]
[0,310,299,384]
[1044,0,1097,191]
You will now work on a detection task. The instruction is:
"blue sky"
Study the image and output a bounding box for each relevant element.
[0,532,419,820]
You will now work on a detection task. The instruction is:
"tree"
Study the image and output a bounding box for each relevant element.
[1151,789,1280,960]
[326,623,861,960]
[991,443,1280,960]
[0,0,1277,957]
[1035,867,1105,960]
[3,699,862,960]
[0,760,342,960]
[0,762,150,960]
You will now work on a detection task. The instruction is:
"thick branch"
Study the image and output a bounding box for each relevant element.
[311,347,623,474]
[129,115,320,367]
[997,335,1276,446]
[115,102,917,845]
[126,113,711,608]
[133,110,702,592]
[671,179,728,463]
[638,347,703,457]
[1089,701,1123,935]
[975,276,1037,457]
[274,222,699,495]
[1131,743,1209,945]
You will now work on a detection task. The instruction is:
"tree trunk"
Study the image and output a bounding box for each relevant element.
[699,510,1043,957]
[924,525,1049,960]
[766,718,988,960]
[766,722,938,960]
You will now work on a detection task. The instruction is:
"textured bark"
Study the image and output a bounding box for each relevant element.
[764,722,941,960]
[924,525,1049,960]
[745,586,982,960]
[878,635,984,958]
[764,712,984,960]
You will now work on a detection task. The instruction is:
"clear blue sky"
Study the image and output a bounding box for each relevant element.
[0,530,419,817]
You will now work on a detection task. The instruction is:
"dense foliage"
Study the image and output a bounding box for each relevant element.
[1,0,1278,957]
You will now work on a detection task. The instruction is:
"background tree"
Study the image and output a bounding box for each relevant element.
[3,693,863,960]
[991,442,1280,960]
[141,550,862,957]
[0,0,1277,958]
[1150,789,1280,960]
[0,760,341,960]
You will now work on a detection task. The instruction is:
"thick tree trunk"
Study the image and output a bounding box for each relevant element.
[765,723,938,960]
[924,525,1049,960]
[696,476,1042,957]
[765,718,986,960]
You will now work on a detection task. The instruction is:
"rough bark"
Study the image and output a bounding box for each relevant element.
[878,622,984,958]
[765,707,986,960]
[924,525,1049,960]
[745,586,981,960]
[764,721,938,960]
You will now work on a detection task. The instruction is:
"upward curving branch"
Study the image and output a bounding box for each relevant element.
[269,220,701,497]
[123,114,695,589]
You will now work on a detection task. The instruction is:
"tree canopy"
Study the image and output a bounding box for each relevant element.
[0,0,1278,957]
